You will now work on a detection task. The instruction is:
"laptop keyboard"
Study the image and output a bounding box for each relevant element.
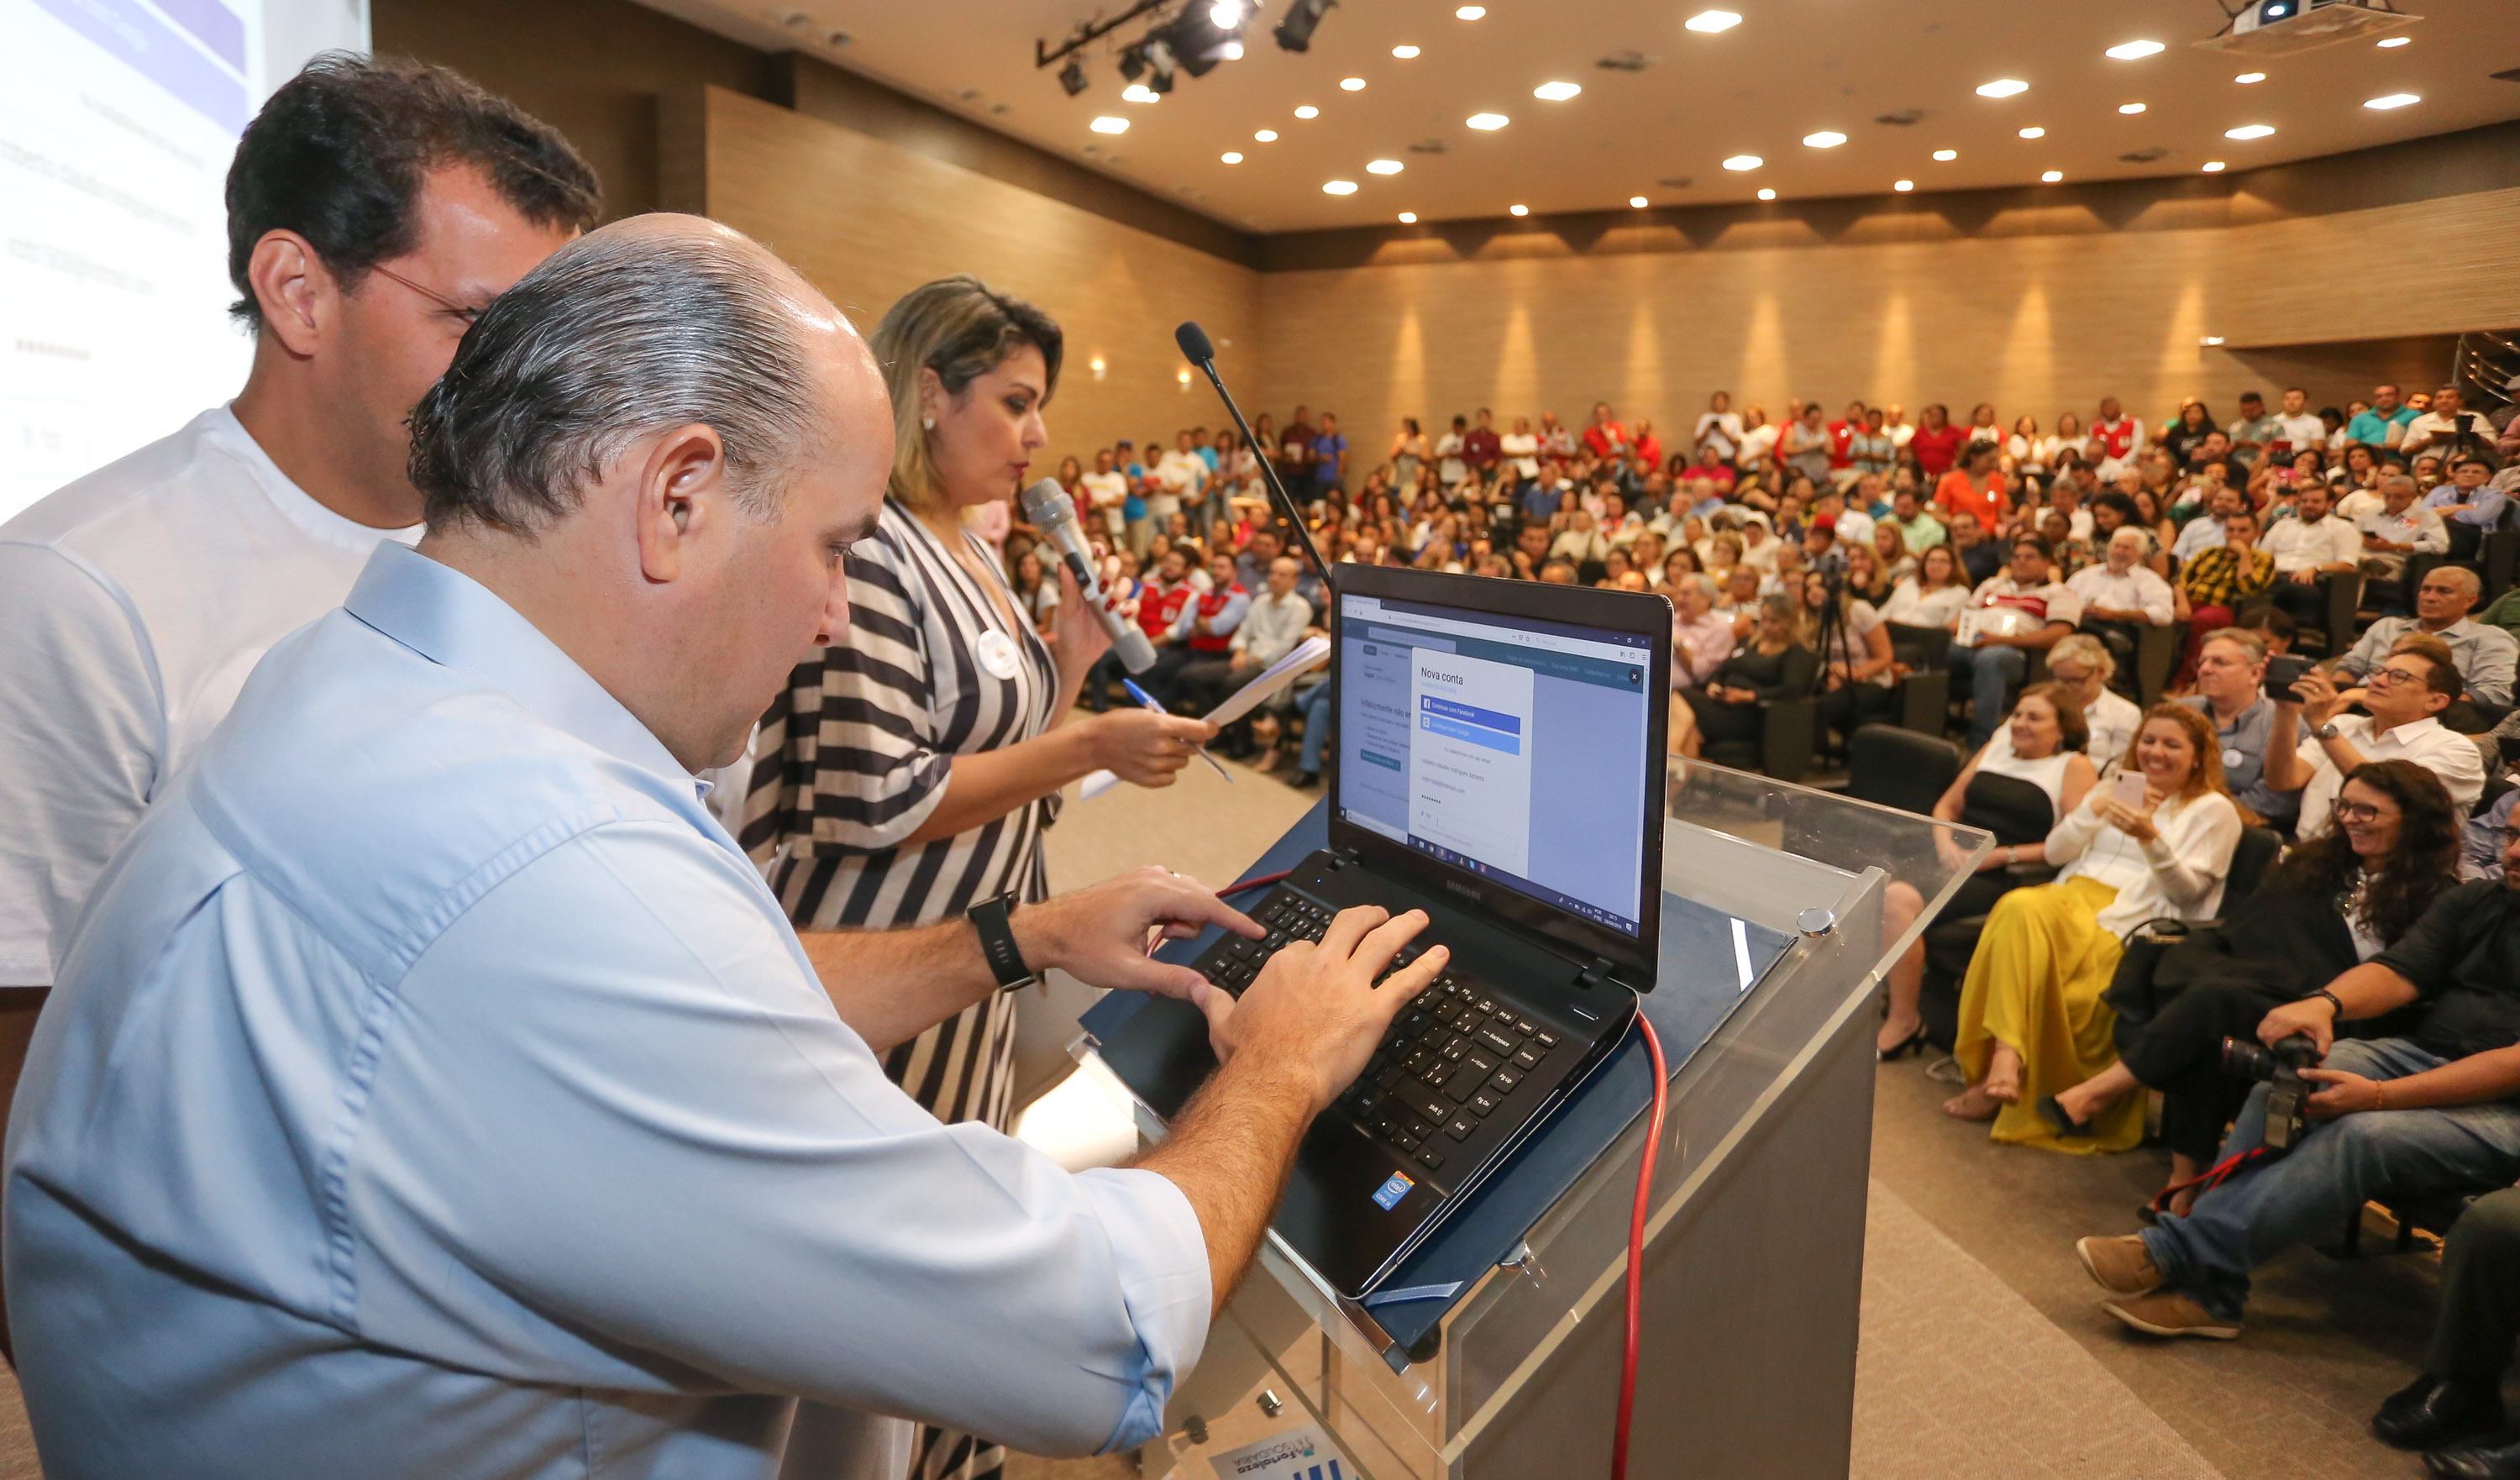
[1196,890,1562,1180]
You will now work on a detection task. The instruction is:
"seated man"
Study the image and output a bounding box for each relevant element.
[2180,627,2302,834]
[3,219,1446,1479]
[1178,554,1312,749]
[2073,822,2520,1341]
[2355,471,2449,605]
[2259,482,2362,653]
[1945,533,2081,749]
[2424,453,2514,562]
[2066,527,2175,695]
[2333,564,2518,711]
[2367,1183,2520,1469]
[2267,634,2485,837]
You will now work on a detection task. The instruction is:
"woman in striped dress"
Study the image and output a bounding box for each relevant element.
[740,276,1214,1480]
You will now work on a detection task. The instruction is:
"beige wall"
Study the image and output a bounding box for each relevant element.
[1252,186,2520,457]
[666,87,1262,475]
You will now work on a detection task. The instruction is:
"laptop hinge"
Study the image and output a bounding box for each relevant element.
[1326,847,1362,870]
[1575,957,1618,991]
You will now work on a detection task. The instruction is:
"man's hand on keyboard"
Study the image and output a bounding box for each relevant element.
[1213,905,1448,1115]
[1015,867,1260,1026]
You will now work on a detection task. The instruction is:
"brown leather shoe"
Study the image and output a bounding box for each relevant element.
[2103,1291,2239,1340]
[2076,1235,2161,1296]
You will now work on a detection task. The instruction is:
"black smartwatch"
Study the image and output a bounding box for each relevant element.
[968,893,1037,991]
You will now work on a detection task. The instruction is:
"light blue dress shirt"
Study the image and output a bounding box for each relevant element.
[4,541,1209,1480]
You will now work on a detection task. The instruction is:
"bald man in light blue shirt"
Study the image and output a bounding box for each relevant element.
[5,219,1442,1480]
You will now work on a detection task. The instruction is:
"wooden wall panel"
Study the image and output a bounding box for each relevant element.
[1252,187,2520,459]
[678,87,1263,470]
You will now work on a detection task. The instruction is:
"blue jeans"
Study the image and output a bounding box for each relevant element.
[2140,1037,2520,1321]
[1945,641,2026,748]
[1296,681,1334,774]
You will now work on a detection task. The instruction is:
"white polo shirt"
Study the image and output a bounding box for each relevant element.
[2293,713,2486,840]
[0,405,419,985]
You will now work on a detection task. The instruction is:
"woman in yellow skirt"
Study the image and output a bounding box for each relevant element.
[1947,703,2242,1152]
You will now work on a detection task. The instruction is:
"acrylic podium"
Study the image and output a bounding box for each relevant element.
[1076,759,1988,1479]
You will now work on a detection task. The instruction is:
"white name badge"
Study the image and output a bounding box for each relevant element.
[2223,748,2246,770]
[976,628,1024,680]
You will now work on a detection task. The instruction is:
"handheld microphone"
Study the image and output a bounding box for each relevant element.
[1173,322,1332,583]
[1019,477,1156,673]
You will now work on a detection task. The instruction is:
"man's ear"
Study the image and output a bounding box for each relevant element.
[633,424,729,585]
[248,230,333,360]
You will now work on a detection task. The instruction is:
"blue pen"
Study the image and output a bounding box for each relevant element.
[1121,678,1233,783]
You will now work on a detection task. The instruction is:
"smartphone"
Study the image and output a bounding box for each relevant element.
[2265,653,2313,702]
[2110,769,2148,811]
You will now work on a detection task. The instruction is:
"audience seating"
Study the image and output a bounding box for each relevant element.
[1845,724,1960,816]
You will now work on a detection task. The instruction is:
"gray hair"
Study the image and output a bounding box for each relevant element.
[2047,632,2116,680]
[2379,472,2419,497]
[408,228,822,533]
[2200,626,2266,664]
[1686,573,1719,601]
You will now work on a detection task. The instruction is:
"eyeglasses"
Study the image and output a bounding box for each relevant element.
[367,263,488,327]
[2332,800,2397,824]
[2367,664,2426,687]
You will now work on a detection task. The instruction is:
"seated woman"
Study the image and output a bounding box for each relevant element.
[1669,594,1815,761]
[1944,703,2242,1151]
[1879,543,1972,635]
[2043,759,2458,1208]
[1878,683,2099,1056]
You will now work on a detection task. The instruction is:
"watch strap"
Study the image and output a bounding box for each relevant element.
[2310,987,2345,1017]
[969,894,1035,991]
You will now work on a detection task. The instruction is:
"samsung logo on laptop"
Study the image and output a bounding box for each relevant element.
[1444,879,1482,902]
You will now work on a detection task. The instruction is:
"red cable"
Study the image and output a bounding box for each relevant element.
[1222,869,1291,896]
[1613,1013,1669,1480]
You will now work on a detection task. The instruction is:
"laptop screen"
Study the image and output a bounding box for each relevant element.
[1334,590,1656,938]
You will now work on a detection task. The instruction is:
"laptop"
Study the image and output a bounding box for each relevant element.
[1185,564,1671,1298]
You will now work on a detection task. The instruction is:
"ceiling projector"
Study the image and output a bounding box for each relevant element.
[2196,0,2421,56]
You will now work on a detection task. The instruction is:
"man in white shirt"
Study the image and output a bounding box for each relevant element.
[2259,482,2362,648]
[0,59,597,1000]
[1080,447,1130,544]
[1155,429,1207,526]
[2353,471,2449,588]
[1945,533,2085,748]
[2069,527,2176,685]
[1882,404,1917,450]
[2271,387,2328,464]
[2402,385,2481,461]
[1693,391,1743,461]
[2265,637,2486,838]
[1179,556,1313,730]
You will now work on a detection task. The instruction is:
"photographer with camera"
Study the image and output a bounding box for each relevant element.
[2262,634,2484,839]
[2072,821,2520,1341]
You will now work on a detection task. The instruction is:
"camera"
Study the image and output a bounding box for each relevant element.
[2220,1032,2323,1152]
[2264,653,2313,703]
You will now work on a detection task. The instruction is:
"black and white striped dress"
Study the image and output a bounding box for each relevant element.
[740,497,1058,1132]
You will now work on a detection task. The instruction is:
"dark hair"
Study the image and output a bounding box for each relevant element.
[2393,632,2465,701]
[872,276,1063,511]
[227,54,600,326]
[2009,680,2090,755]
[2271,759,2458,943]
[407,228,819,533]
[2013,532,2054,560]
[2092,491,2140,524]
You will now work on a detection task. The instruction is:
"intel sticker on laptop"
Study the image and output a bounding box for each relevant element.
[1372,1172,1414,1210]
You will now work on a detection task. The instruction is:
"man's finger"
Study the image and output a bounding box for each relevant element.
[1318,904,1391,957]
[1349,908,1431,980]
[1144,877,1260,941]
[2296,1068,2347,1084]
[1379,944,1448,1005]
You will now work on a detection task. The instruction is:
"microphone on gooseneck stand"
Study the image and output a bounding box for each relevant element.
[1018,476,1157,674]
[1173,321,1332,585]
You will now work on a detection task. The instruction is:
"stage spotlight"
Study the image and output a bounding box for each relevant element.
[1275,0,1335,53]
[1152,8,1237,78]
[1059,57,1089,96]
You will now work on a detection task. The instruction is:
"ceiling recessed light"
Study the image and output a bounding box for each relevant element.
[1221,150,1243,164]
[2019,126,2045,139]
[1398,211,1418,223]
[1685,9,1742,33]
[1121,83,1158,103]
[2365,92,2420,109]
[1509,203,1529,216]
[1367,159,1403,174]
[2376,34,2410,47]
[2226,123,2275,139]
[2202,160,2226,172]
[1756,187,1777,200]
[1932,148,1958,161]
[1323,179,1358,195]
[2201,335,2226,346]
[1629,195,1649,207]
[1893,178,1914,192]
[2234,71,2266,84]
[1339,76,1366,91]
[1803,130,1847,148]
[2118,102,2146,114]
[1721,153,1763,171]
[1976,79,2029,98]
[2104,39,2166,60]
[1254,129,1278,141]
[1392,44,1420,58]
[2040,169,2064,182]
[1534,81,1583,101]
[1455,4,1484,17]
[1466,112,1509,130]
[1089,116,1129,134]
[1294,104,1319,118]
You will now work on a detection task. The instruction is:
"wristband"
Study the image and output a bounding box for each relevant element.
[968,894,1036,991]
[2310,987,2344,1018]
